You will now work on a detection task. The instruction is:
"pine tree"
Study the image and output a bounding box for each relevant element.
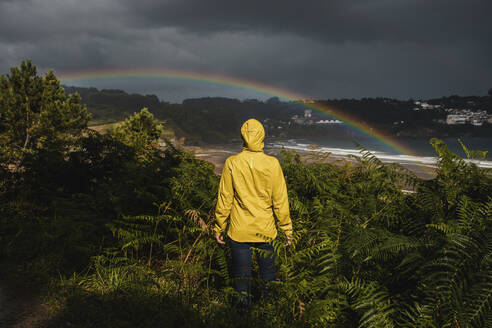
[0,60,90,166]
[110,108,163,163]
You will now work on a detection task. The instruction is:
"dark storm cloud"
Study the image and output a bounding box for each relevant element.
[123,0,492,45]
[0,0,491,101]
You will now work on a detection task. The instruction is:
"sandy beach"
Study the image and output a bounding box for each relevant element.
[184,143,438,180]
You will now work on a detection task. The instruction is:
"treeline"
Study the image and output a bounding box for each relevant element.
[64,86,492,144]
[1,61,492,327]
[63,86,162,122]
[318,97,492,138]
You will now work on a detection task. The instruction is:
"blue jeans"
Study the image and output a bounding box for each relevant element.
[228,237,276,308]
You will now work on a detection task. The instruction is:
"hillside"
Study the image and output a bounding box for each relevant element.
[64,86,492,144]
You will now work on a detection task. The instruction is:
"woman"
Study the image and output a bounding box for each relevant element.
[214,118,292,308]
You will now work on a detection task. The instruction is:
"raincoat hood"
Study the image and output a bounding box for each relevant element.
[240,119,265,152]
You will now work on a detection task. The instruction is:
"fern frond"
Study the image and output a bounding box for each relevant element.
[340,278,395,328]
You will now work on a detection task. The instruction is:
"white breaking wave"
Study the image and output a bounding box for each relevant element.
[269,142,492,169]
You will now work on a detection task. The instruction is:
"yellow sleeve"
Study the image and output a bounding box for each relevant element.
[214,158,234,236]
[272,159,292,237]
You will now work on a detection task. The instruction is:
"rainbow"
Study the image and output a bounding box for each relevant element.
[58,68,418,158]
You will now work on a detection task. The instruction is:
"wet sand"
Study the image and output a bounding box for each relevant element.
[184,144,437,180]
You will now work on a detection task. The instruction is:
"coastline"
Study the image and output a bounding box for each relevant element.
[184,143,438,180]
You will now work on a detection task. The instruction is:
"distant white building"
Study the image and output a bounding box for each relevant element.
[315,119,343,124]
[291,114,305,125]
[471,118,483,126]
[446,114,467,125]
[304,110,312,118]
[421,102,439,109]
[414,101,440,110]
[442,110,490,126]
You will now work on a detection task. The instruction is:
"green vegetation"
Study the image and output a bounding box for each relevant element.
[1,61,491,327]
[1,61,91,163]
[66,86,492,145]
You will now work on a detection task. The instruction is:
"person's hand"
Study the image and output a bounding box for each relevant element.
[285,236,293,247]
[215,234,225,245]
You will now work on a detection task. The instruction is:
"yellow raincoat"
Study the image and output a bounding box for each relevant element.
[214,119,292,242]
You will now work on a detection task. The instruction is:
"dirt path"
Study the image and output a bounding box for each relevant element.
[0,279,52,328]
[0,284,7,324]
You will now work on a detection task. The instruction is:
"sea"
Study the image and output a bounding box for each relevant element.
[266,136,492,169]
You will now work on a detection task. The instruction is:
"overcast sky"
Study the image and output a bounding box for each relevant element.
[1,0,491,102]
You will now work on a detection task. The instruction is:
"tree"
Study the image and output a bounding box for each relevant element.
[0,60,90,165]
[110,108,163,163]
